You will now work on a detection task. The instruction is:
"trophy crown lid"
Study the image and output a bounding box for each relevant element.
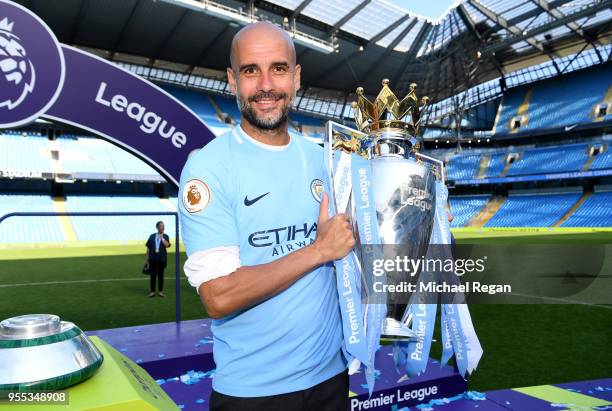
[352,79,429,136]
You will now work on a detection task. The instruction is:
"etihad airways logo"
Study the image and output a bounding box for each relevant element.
[248,222,317,257]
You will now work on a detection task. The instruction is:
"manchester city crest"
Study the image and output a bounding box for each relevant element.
[310,179,323,202]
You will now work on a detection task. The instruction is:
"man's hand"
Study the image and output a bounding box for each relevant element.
[312,192,355,263]
[198,192,355,318]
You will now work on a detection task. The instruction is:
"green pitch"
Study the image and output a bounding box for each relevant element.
[0,231,610,392]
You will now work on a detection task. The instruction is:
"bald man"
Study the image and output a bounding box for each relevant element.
[178,22,352,410]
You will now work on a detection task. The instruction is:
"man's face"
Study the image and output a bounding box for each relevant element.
[158,223,165,233]
[227,29,300,130]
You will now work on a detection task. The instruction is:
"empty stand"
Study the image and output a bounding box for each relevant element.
[507,144,589,176]
[494,65,612,134]
[0,134,53,174]
[445,154,481,180]
[64,195,178,241]
[0,194,65,243]
[449,195,489,227]
[590,145,612,170]
[485,193,582,227]
[485,153,507,178]
[561,191,612,227]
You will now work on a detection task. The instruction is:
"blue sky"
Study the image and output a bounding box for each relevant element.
[386,0,456,19]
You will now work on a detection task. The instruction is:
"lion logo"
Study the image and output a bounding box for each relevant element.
[187,185,201,205]
[182,179,210,213]
[0,18,35,110]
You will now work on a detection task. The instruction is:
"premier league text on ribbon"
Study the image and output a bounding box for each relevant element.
[341,257,361,345]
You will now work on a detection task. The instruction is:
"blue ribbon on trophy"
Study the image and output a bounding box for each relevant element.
[324,150,369,371]
[351,154,386,394]
[434,181,483,377]
[324,126,385,394]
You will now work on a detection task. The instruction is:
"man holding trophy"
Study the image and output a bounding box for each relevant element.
[179,18,482,410]
[179,22,353,410]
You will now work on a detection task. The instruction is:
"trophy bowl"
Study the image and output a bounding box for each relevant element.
[0,314,103,393]
[371,150,436,340]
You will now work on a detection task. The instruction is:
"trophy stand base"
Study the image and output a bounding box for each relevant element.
[380,317,416,342]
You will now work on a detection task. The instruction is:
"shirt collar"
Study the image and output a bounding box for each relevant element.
[233,124,291,151]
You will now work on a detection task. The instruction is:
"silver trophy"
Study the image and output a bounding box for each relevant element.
[326,79,442,341]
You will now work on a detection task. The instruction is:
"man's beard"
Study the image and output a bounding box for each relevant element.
[236,90,291,131]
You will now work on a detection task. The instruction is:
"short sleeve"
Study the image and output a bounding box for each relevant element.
[178,148,238,257]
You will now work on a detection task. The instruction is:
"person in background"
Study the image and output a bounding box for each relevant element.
[145,221,170,297]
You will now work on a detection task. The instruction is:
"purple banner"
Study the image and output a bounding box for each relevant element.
[0,0,215,186]
[45,46,215,185]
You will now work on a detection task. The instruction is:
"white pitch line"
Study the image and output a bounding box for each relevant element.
[509,292,612,310]
[0,278,147,288]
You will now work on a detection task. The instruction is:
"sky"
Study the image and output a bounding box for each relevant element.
[386,0,457,19]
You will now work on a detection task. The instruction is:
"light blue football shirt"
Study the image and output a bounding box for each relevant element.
[178,126,345,397]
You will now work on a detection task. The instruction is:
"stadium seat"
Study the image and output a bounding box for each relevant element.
[64,195,178,241]
[445,154,481,180]
[484,153,507,178]
[449,195,489,227]
[590,146,612,170]
[485,193,581,227]
[0,133,54,174]
[0,194,65,243]
[507,144,588,176]
[561,191,612,227]
[494,65,612,134]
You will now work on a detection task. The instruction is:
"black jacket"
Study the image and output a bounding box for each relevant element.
[146,233,170,263]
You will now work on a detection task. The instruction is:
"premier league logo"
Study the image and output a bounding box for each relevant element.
[0,0,64,128]
[0,17,35,110]
[182,179,211,213]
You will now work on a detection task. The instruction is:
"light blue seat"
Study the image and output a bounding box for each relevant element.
[0,134,53,173]
[494,64,611,134]
[507,144,588,176]
[590,148,612,170]
[0,194,65,243]
[561,191,612,227]
[485,193,581,227]
[485,153,507,178]
[64,195,177,241]
[446,154,481,180]
[449,195,489,227]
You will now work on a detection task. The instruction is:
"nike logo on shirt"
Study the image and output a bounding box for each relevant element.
[244,192,270,206]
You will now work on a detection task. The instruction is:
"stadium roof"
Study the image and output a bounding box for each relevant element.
[17,0,612,114]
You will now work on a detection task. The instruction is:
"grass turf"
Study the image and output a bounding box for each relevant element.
[0,235,610,392]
